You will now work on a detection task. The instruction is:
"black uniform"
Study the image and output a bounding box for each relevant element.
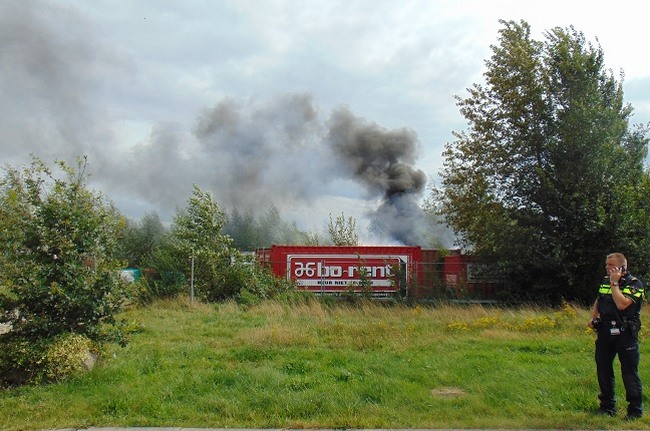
[595,272,644,417]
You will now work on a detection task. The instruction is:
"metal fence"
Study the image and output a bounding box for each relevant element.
[257,258,505,301]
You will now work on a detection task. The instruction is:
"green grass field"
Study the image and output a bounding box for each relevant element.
[1,297,649,430]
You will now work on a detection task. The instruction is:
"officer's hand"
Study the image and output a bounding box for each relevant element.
[609,266,623,284]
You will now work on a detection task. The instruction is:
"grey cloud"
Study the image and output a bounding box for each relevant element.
[327,107,425,196]
[193,94,331,210]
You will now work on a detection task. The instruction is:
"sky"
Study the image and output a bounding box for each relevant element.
[1,0,649,245]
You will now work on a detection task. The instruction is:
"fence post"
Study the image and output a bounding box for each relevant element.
[190,254,195,305]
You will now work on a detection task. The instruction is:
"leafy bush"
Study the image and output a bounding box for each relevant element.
[0,338,39,385]
[133,270,186,303]
[114,274,150,306]
[205,259,250,302]
[0,332,96,386]
[40,332,96,383]
[0,158,129,343]
[239,261,295,298]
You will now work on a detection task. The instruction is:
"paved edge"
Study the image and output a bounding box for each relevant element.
[44,429,650,431]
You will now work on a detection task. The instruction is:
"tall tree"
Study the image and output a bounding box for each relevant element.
[435,20,650,302]
[170,185,236,301]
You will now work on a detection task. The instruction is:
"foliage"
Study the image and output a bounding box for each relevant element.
[169,188,320,303]
[612,166,650,286]
[0,157,129,342]
[236,258,299,306]
[169,185,237,301]
[0,331,96,386]
[147,269,187,301]
[137,231,188,300]
[343,265,372,303]
[225,204,325,251]
[389,261,411,301]
[433,20,650,303]
[0,338,46,386]
[224,207,260,251]
[118,212,167,268]
[119,199,308,303]
[38,332,96,383]
[328,212,359,246]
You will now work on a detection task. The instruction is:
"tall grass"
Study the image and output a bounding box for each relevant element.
[1,297,648,430]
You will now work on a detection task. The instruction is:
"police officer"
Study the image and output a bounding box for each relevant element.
[588,252,644,419]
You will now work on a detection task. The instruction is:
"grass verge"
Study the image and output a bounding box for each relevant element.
[1,298,649,430]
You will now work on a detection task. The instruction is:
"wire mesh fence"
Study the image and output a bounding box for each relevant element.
[256,257,505,302]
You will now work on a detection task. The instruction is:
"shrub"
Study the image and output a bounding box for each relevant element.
[0,332,96,386]
[0,158,129,343]
[0,337,39,385]
[137,270,186,303]
[235,262,297,305]
[40,332,96,383]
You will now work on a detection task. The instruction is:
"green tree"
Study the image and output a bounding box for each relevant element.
[256,204,319,246]
[119,211,167,268]
[225,205,326,251]
[0,157,128,341]
[328,212,359,246]
[170,187,299,302]
[434,20,650,303]
[224,208,262,251]
[170,185,237,301]
[611,164,650,284]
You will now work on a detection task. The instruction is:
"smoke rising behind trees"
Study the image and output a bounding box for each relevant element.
[326,108,429,244]
[0,1,448,246]
[115,94,436,245]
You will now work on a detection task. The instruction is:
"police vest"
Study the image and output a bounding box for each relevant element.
[598,274,644,320]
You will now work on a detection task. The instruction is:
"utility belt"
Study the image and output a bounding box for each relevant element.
[595,315,640,336]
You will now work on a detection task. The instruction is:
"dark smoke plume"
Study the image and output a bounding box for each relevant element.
[327,108,428,244]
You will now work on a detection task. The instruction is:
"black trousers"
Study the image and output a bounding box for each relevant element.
[595,326,643,415]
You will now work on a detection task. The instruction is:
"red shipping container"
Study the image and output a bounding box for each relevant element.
[444,254,503,297]
[261,245,421,295]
